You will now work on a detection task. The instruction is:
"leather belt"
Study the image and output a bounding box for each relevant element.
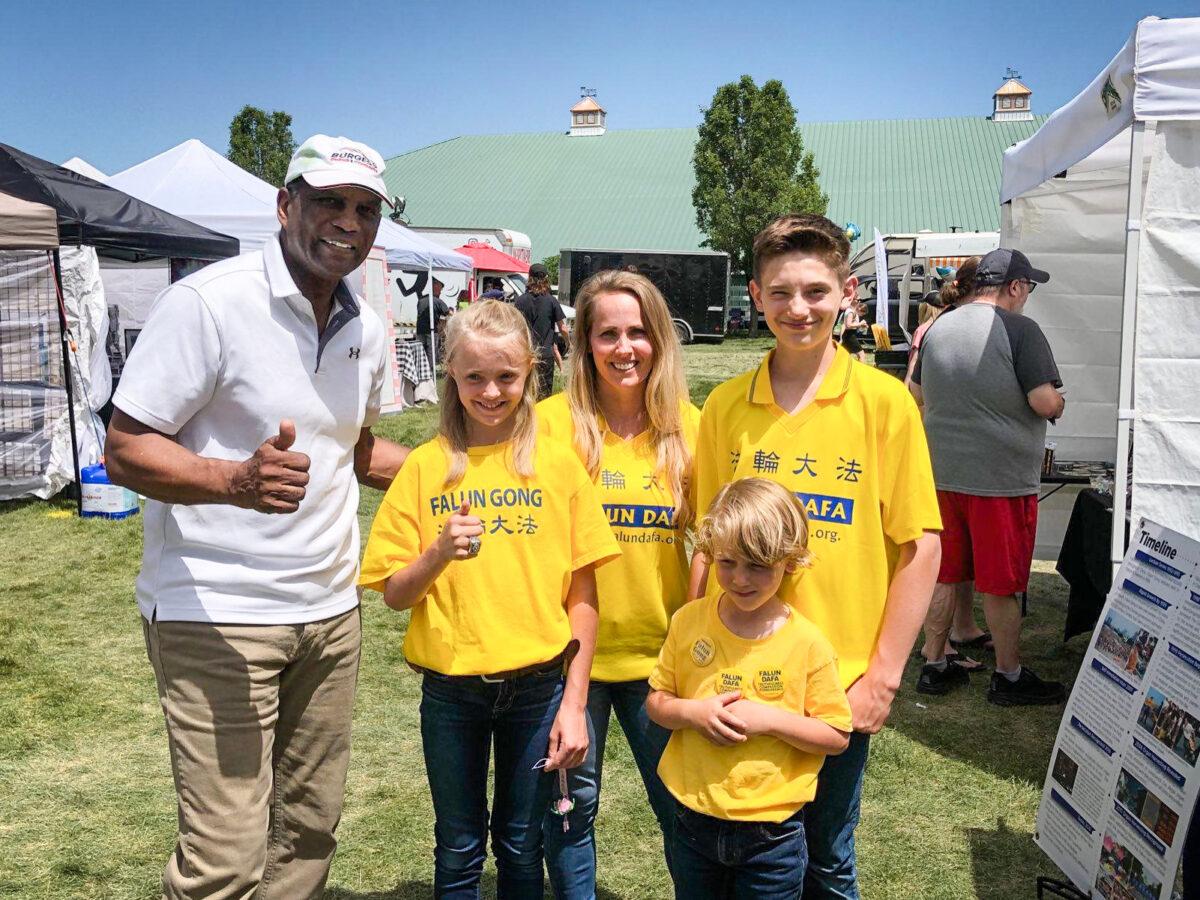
[410,639,580,683]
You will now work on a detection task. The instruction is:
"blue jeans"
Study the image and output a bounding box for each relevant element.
[670,801,807,899]
[420,669,564,899]
[802,731,870,899]
[544,679,674,898]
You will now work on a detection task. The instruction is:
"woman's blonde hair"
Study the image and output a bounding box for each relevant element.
[694,478,812,570]
[439,299,539,487]
[567,269,694,526]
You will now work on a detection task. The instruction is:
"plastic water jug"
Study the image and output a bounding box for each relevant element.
[80,464,139,520]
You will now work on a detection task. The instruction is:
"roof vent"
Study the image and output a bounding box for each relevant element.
[569,88,606,136]
[992,68,1033,121]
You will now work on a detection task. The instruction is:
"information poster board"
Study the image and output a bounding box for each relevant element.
[1036,519,1199,900]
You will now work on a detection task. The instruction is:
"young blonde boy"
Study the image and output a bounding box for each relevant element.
[649,478,851,898]
[691,214,942,898]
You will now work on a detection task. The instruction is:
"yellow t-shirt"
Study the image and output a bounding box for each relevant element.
[649,593,853,822]
[538,393,701,682]
[695,345,941,687]
[359,437,620,675]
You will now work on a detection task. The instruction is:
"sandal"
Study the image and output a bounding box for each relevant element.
[946,649,985,673]
[950,631,993,652]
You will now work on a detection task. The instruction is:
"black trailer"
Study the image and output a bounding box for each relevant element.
[558,248,728,344]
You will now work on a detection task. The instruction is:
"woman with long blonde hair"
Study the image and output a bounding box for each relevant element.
[538,270,700,895]
[360,300,619,898]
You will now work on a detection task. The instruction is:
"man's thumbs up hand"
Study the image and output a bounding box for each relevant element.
[269,419,297,452]
[230,420,311,513]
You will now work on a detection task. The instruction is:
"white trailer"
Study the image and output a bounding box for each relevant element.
[409,227,533,265]
[849,230,1000,339]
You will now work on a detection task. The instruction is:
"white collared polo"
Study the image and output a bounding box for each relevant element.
[114,234,387,624]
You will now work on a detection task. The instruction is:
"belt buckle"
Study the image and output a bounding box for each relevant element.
[479,672,509,684]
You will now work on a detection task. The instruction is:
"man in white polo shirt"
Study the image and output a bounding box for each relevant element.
[105,135,409,899]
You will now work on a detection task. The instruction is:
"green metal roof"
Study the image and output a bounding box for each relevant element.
[383,116,1047,261]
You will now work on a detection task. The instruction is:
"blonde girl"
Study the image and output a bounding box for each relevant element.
[360,300,618,899]
[538,270,699,894]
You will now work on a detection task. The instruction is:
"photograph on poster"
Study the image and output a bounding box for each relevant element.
[1137,687,1200,767]
[1052,749,1080,793]
[1115,767,1180,844]
[1095,832,1163,900]
[1094,609,1158,680]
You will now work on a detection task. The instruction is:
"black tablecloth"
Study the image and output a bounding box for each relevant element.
[1056,489,1129,642]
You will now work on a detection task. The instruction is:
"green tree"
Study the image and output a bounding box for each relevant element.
[692,76,827,332]
[541,254,560,285]
[227,106,296,187]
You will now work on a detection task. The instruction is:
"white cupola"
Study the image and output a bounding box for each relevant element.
[569,90,606,136]
[992,68,1033,121]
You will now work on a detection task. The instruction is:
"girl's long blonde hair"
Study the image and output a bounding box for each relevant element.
[567,270,694,527]
[439,299,539,487]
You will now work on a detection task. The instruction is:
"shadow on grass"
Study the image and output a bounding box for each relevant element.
[0,495,70,517]
[885,567,1090,786]
[327,875,624,899]
[966,816,1056,900]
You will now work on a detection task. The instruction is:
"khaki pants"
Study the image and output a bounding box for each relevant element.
[142,607,361,900]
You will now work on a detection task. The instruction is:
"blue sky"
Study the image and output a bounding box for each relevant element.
[1,0,1188,174]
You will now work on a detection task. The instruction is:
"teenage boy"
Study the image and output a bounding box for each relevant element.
[691,214,942,899]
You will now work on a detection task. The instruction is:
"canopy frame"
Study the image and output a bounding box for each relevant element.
[1110,121,1146,571]
[1001,16,1200,570]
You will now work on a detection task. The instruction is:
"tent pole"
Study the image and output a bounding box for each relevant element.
[52,249,84,517]
[427,263,437,401]
[1110,120,1146,573]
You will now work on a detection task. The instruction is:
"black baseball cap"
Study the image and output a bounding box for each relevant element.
[528,263,549,278]
[975,249,1050,286]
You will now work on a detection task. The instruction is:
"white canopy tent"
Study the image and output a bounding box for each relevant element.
[107,140,471,269]
[60,157,107,182]
[102,140,469,384]
[1001,15,1200,565]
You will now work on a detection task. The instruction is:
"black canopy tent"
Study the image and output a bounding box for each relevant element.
[0,143,239,260]
[0,143,239,512]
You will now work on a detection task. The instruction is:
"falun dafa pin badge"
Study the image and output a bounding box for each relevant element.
[717,669,744,693]
[691,637,715,667]
[754,668,786,699]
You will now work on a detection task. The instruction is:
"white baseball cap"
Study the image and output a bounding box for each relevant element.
[285,134,392,206]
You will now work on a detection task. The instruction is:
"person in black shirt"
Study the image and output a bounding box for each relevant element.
[515,264,566,398]
[416,276,451,367]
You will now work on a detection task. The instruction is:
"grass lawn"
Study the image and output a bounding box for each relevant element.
[0,336,1086,898]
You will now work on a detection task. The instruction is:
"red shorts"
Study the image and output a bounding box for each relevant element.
[936,490,1038,596]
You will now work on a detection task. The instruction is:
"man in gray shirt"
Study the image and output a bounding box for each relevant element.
[911,249,1066,706]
